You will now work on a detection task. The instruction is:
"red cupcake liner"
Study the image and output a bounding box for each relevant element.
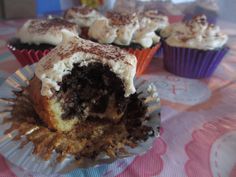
[126,43,161,76]
[8,44,51,67]
[163,42,229,78]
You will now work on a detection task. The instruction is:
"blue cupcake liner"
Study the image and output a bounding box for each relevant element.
[163,42,229,78]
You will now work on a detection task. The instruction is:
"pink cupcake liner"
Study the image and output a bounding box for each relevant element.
[163,42,229,78]
[8,44,51,67]
[126,43,161,76]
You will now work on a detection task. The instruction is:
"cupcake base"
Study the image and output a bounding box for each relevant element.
[163,42,229,78]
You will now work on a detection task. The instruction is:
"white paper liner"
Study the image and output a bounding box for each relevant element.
[0,65,161,175]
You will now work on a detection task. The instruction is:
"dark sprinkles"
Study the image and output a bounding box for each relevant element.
[41,37,134,70]
[72,6,94,15]
[106,11,137,26]
[28,18,77,34]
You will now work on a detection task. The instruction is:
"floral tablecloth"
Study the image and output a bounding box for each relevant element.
[0,18,236,177]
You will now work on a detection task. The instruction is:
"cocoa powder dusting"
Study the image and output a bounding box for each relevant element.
[42,38,131,70]
[64,6,94,19]
[72,6,94,15]
[106,11,136,26]
[28,19,77,34]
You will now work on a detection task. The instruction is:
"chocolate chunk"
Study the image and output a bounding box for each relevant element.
[57,62,127,121]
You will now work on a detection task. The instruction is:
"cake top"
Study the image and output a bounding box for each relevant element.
[161,15,228,50]
[35,30,137,98]
[17,18,79,45]
[41,35,134,70]
[64,6,102,27]
[106,11,137,26]
[68,6,94,15]
[27,18,76,34]
[88,11,160,48]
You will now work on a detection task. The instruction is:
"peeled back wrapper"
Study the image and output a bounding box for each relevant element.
[0,64,161,175]
[163,42,229,79]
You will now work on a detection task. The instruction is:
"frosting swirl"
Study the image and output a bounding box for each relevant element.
[89,11,139,46]
[88,11,160,48]
[64,6,102,27]
[17,18,79,45]
[141,10,169,31]
[133,10,167,48]
[161,15,228,50]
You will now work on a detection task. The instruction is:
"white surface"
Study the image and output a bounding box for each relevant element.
[210,131,236,177]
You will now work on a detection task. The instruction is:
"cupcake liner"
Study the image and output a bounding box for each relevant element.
[126,43,161,76]
[8,44,51,67]
[155,45,164,58]
[163,42,229,78]
[0,64,161,175]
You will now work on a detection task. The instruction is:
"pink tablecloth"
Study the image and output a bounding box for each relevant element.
[0,18,236,177]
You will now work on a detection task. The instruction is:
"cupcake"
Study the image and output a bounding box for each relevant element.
[26,31,155,159]
[64,6,102,38]
[161,15,229,78]
[88,11,161,76]
[8,18,79,66]
[6,30,157,163]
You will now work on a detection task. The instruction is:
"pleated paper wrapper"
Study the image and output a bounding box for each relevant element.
[163,42,229,78]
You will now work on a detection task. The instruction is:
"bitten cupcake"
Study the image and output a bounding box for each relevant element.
[64,6,102,38]
[88,11,161,76]
[161,15,229,78]
[8,18,79,66]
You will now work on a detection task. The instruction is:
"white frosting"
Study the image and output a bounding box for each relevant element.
[64,7,102,27]
[161,15,228,50]
[88,18,117,44]
[133,10,168,48]
[88,13,139,46]
[17,19,79,45]
[35,30,137,98]
[88,12,160,48]
[140,10,169,31]
[114,21,139,46]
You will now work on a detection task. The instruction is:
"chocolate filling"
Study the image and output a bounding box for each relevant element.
[57,62,129,121]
